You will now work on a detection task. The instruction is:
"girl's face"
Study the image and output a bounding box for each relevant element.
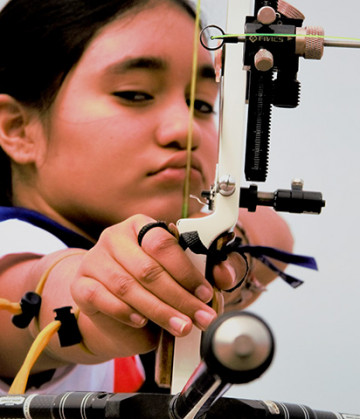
[28,1,218,237]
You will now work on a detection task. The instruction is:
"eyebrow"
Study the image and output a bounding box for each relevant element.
[103,56,216,80]
[105,57,166,74]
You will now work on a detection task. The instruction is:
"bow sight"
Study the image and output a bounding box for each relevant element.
[201,0,333,214]
[243,0,323,182]
[241,0,327,213]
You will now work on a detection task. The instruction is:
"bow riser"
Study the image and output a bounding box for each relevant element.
[172,0,253,394]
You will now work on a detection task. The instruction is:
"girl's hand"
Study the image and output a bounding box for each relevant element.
[71,214,219,355]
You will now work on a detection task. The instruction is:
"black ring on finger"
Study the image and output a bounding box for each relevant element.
[137,221,170,247]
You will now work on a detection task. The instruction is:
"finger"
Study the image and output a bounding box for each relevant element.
[73,273,195,337]
[71,275,148,328]
[134,219,214,302]
[212,252,249,291]
[74,249,216,335]
[115,226,217,327]
[98,255,215,334]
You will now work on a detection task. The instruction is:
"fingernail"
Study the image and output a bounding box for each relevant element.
[130,313,148,327]
[169,317,189,335]
[195,285,213,303]
[194,310,216,330]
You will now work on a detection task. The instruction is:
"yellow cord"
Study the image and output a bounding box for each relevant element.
[0,250,86,319]
[0,299,21,314]
[32,250,86,333]
[8,320,61,394]
[182,0,202,219]
[8,306,92,394]
[35,250,86,296]
[0,250,88,394]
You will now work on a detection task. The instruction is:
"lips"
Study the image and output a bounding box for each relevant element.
[148,151,204,181]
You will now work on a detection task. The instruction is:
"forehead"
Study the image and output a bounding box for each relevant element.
[76,1,213,75]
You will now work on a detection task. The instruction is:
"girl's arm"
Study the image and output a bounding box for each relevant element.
[0,209,293,378]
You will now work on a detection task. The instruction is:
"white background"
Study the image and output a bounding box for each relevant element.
[1,0,359,415]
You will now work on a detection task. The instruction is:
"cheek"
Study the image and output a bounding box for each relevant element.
[49,113,133,159]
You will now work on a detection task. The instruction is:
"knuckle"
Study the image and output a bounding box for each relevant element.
[145,233,176,255]
[131,214,152,224]
[111,272,134,297]
[97,226,112,242]
[74,278,102,311]
[138,261,164,285]
[97,226,119,247]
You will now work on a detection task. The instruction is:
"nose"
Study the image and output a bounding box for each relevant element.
[155,100,201,150]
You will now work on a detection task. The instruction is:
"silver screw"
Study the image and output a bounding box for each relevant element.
[218,175,236,196]
[257,6,277,25]
[291,178,304,190]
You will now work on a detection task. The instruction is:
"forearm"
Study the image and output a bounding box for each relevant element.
[0,249,157,378]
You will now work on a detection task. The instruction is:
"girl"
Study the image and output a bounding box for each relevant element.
[0,0,293,394]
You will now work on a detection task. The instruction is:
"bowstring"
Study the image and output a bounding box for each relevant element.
[182,0,202,219]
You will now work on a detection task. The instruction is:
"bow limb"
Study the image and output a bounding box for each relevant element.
[171,0,253,394]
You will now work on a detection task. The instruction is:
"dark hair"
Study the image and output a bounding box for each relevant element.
[0,0,195,205]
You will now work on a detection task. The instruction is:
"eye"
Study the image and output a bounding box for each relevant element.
[186,98,214,115]
[113,91,154,103]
